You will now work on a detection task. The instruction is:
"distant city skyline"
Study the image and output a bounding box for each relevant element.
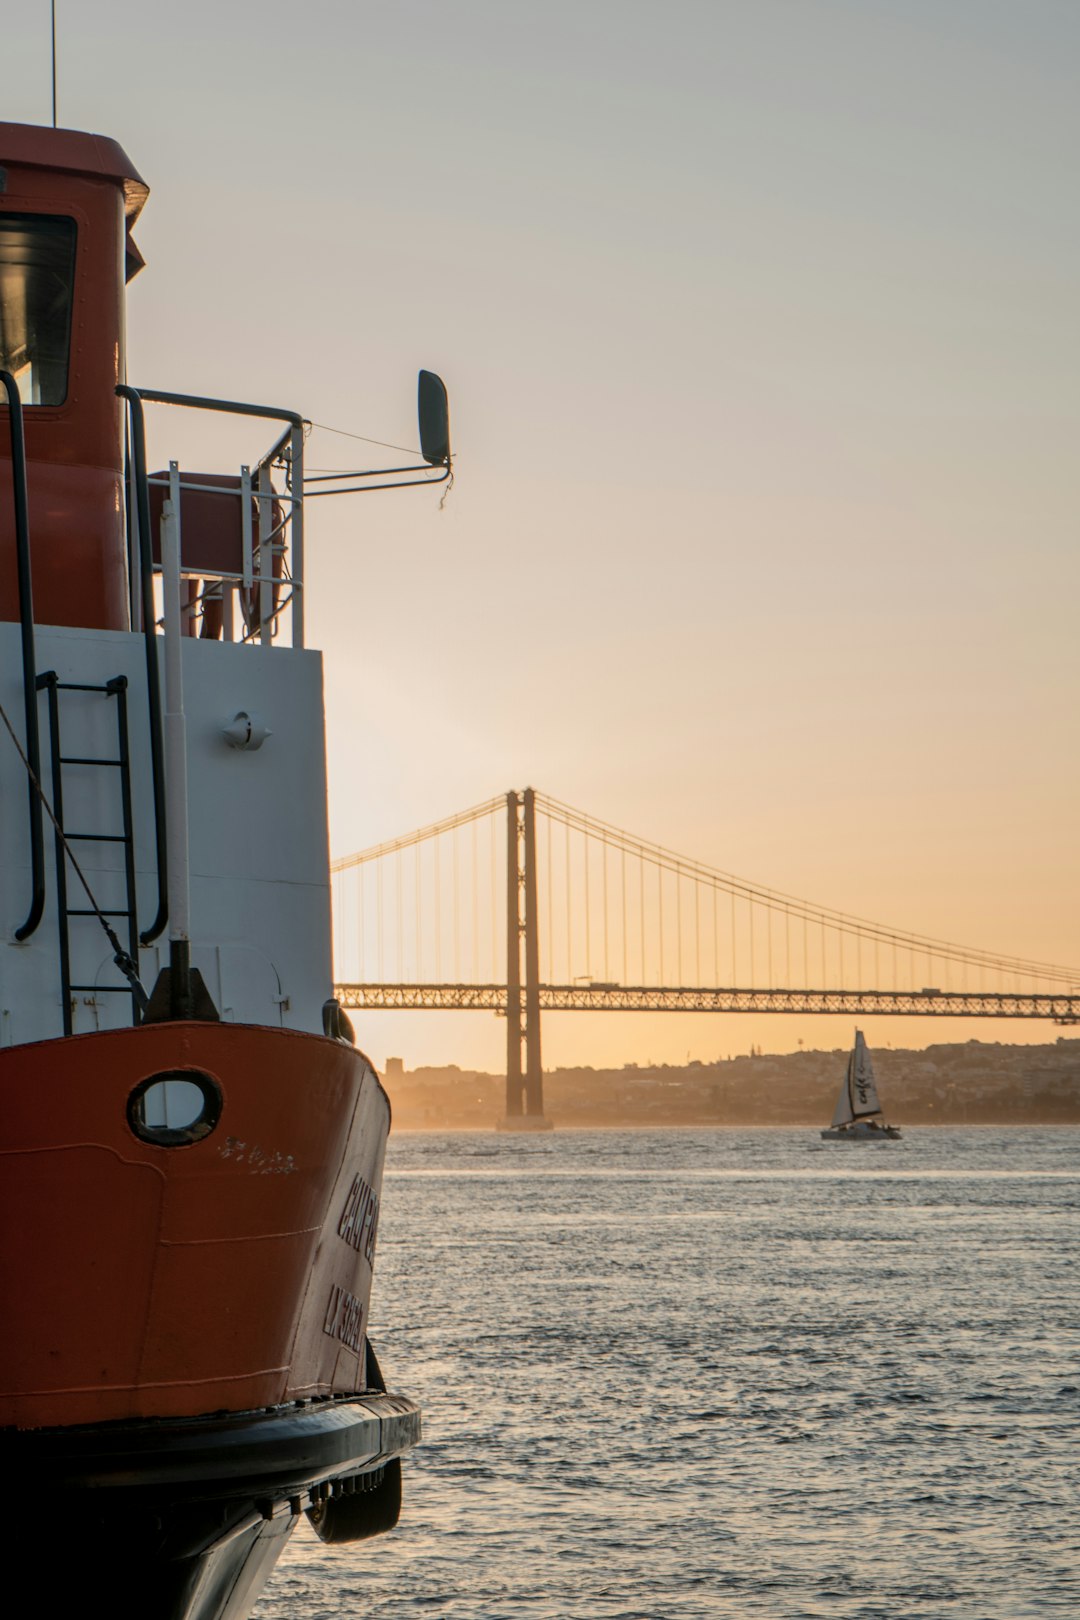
[6,1,1077,1069]
[380,1034,1080,1130]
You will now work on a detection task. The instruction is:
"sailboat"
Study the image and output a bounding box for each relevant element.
[820,1030,901,1139]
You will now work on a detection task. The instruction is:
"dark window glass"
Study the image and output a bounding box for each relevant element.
[0,214,77,406]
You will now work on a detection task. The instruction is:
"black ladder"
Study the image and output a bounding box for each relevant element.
[37,673,141,1036]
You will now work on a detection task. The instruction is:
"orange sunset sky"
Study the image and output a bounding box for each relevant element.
[8,1,1077,1070]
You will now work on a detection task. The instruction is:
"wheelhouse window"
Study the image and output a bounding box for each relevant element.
[0,214,77,406]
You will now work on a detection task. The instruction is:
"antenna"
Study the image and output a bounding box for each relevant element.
[51,1,57,127]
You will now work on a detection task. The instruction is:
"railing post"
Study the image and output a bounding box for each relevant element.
[162,464,192,1016]
[289,422,305,648]
[257,462,273,645]
[239,463,254,639]
[115,385,168,945]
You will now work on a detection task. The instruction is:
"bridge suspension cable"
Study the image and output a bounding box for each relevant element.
[330,789,1079,1005]
[532,792,1077,994]
[330,793,505,870]
[332,794,508,990]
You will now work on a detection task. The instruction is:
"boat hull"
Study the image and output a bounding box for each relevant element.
[8,1392,420,1619]
[0,1019,419,1614]
[820,1122,902,1140]
[0,1020,390,1428]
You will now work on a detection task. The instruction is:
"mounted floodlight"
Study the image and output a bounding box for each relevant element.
[303,369,453,498]
[418,370,450,466]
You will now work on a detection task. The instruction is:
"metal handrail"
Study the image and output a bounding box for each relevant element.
[0,371,46,940]
[304,467,451,498]
[116,386,168,943]
[125,386,303,430]
[145,472,300,505]
[304,462,445,482]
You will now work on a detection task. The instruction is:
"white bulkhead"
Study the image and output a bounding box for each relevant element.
[0,621,333,1045]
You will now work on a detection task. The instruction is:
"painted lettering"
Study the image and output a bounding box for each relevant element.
[217,1136,296,1175]
[337,1174,380,1263]
[322,1281,365,1354]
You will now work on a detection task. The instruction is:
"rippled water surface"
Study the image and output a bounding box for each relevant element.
[253,1128,1080,1619]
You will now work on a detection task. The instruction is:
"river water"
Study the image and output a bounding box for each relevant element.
[253,1127,1079,1619]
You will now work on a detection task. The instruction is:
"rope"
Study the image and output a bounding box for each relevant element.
[0,697,149,1011]
[306,420,423,458]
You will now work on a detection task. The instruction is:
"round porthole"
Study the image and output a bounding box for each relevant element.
[128,1070,222,1146]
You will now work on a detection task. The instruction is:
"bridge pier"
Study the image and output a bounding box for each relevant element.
[503,791,523,1120]
[498,788,552,1132]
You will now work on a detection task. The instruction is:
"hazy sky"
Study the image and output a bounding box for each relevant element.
[7,2,1078,1070]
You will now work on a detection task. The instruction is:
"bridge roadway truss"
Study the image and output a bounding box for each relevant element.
[334,983,1080,1022]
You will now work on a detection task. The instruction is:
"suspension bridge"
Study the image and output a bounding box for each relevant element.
[331,789,1080,1126]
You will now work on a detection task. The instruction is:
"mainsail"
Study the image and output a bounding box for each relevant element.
[847,1029,882,1118]
[830,1030,883,1126]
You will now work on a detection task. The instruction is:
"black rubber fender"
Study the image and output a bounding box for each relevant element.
[305,1459,402,1544]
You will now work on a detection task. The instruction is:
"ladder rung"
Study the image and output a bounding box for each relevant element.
[65,833,128,843]
[59,756,124,767]
[55,682,112,694]
[69,984,135,994]
[67,908,133,918]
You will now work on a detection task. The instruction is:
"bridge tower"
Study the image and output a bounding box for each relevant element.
[499,788,551,1130]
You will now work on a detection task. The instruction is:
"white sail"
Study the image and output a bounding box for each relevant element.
[830,1048,856,1127]
[847,1029,883,1118]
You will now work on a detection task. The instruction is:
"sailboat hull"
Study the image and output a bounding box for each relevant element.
[820,1122,901,1140]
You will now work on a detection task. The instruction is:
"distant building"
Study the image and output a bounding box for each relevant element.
[384,1056,405,1081]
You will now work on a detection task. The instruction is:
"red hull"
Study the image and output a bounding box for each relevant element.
[0,1021,389,1429]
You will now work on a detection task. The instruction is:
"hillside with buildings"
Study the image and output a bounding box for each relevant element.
[379,1039,1080,1130]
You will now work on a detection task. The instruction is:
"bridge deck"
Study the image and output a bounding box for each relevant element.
[335,984,1080,1022]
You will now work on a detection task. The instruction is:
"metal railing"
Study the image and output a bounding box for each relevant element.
[118,387,306,650]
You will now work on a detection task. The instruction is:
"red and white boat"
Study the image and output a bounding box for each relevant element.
[0,121,449,1617]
